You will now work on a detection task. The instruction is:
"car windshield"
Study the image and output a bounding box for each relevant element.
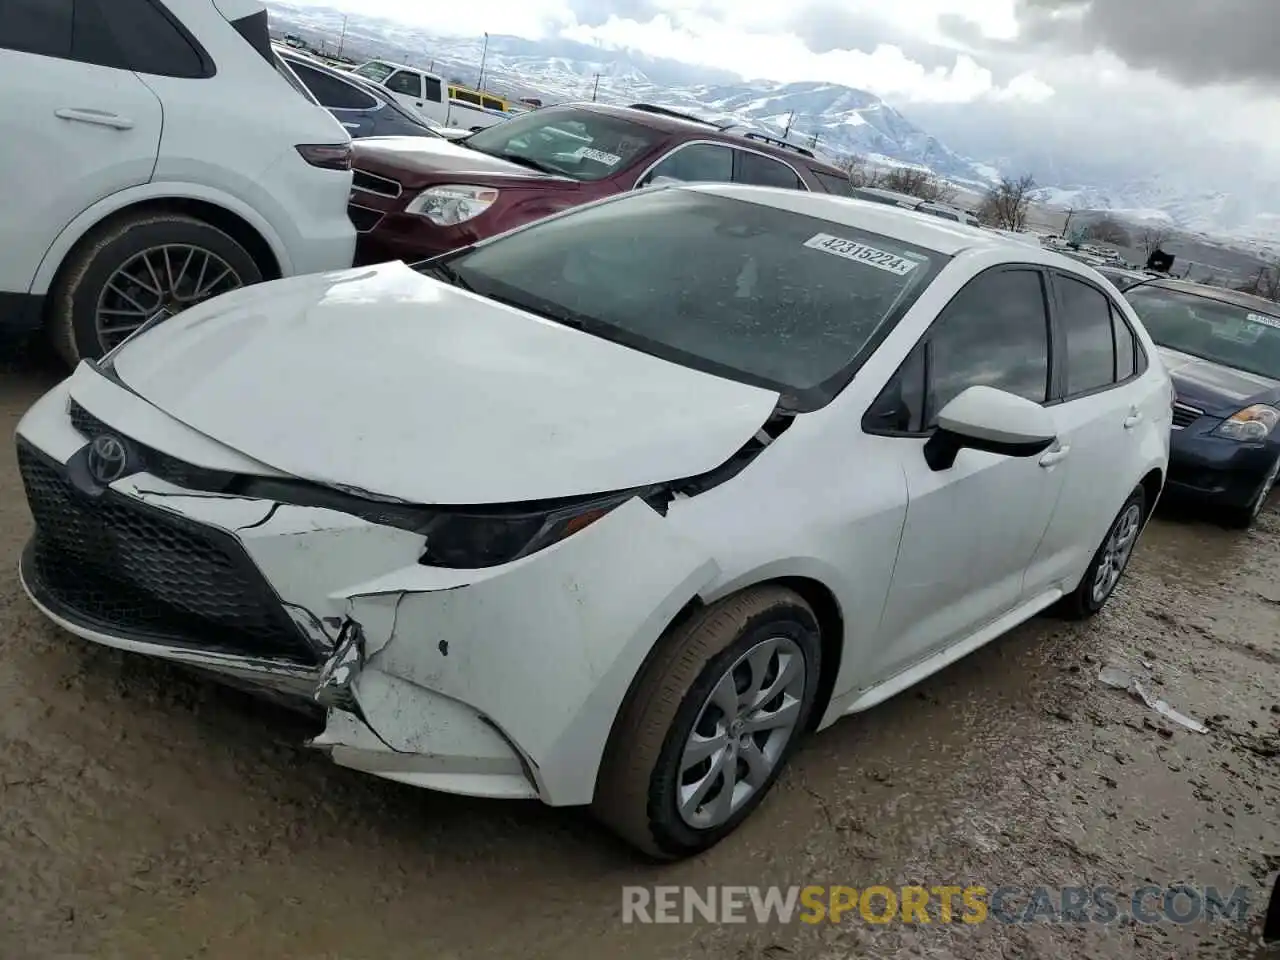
[462,107,660,181]
[1125,285,1280,380]
[426,189,945,409]
[352,61,396,83]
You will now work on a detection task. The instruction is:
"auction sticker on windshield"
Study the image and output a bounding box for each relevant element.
[572,146,621,166]
[1247,312,1280,330]
[804,234,920,276]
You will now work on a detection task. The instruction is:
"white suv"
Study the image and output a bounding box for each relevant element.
[0,0,356,364]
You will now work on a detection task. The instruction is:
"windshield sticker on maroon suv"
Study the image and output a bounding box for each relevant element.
[572,146,622,166]
[803,233,920,276]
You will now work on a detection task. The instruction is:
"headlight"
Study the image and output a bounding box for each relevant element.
[1213,403,1280,441]
[405,184,498,226]
[419,489,660,568]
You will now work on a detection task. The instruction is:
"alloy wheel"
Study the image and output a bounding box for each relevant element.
[1091,502,1143,605]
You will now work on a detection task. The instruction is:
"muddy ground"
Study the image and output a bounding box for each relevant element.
[1,360,1278,960]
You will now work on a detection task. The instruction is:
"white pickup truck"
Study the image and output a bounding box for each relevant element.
[349,59,511,132]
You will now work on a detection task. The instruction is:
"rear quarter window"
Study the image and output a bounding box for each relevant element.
[810,170,855,197]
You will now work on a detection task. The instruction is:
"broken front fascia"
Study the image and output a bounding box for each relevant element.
[307,495,719,805]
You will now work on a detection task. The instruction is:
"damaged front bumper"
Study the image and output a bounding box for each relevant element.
[16,373,718,806]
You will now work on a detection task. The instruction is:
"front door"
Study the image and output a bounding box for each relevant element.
[866,267,1066,681]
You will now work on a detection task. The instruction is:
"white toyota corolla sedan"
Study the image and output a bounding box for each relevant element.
[15,183,1173,859]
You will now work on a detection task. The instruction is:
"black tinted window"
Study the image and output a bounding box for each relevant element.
[385,70,421,97]
[926,269,1050,424]
[1113,304,1136,380]
[482,96,504,111]
[1057,274,1117,395]
[1,0,73,58]
[865,343,926,433]
[645,144,733,185]
[453,88,482,105]
[100,0,208,78]
[811,170,855,197]
[736,152,804,190]
[291,61,378,110]
[424,76,442,102]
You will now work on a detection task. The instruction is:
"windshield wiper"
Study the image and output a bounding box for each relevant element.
[427,262,476,292]
[494,152,563,176]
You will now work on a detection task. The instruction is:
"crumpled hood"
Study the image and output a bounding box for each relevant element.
[1157,346,1280,416]
[352,136,578,188]
[108,263,780,504]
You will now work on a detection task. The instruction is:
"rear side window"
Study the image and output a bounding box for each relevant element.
[1055,274,1117,396]
[452,88,483,106]
[424,76,442,102]
[735,151,804,190]
[1114,303,1137,380]
[290,61,378,110]
[226,7,270,64]
[811,170,855,197]
[385,70,422,97]
[99,0,209,78]
[0,0,73,58]
[643,143,734,186]
[482,96,504,111]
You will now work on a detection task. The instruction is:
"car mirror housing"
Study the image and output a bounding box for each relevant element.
[924,385,1057,471]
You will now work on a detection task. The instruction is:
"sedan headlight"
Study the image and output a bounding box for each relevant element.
[1213,403,1280,441]
[405,184,498,226]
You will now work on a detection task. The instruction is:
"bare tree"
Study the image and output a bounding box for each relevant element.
[877,167,958,204]
[978,174,1041,231]
[843,154,877,188]
[1139,226,1171,258]
[1083,216,1131,247]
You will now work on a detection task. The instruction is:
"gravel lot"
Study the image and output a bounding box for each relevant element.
[2,361,1278,959]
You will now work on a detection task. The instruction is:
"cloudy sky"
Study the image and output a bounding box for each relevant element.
[295,0,1280,197]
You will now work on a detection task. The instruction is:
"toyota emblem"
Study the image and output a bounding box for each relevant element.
[86,434,130,485]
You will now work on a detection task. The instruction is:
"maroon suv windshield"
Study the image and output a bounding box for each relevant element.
[463,107,661,181]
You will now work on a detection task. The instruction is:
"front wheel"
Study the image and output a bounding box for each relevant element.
[1053,486,1146,620]
[592,587,822,860]
[48,212,261,366]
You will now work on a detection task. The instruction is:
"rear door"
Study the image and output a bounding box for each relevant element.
[1025,271,1156,593]
[0,0,163,298]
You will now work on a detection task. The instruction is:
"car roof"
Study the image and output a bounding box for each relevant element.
[678,182,1098,261]
[559,102,848,176]
[1135,277,1280,316]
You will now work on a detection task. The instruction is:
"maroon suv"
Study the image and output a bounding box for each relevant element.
[347,102,858,265]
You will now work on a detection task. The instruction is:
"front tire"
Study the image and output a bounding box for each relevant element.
[48,212,260,366]
[592,587,821,860]
[1223,453,1280,529]
[1053,486,1146,621]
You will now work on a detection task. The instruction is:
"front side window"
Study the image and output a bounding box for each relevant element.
[924,269,1051,424]
[0,0,73,58]
[352,60,395,83]
[642,143,734,186]
[290,61,378,110]
[1056,274,1117,396]
[464,107,662,182]
[424,76,442,102]
[426,189,944,409]
[735,152,804,190]
[385,70,422,98]
[1124,285,1280,380]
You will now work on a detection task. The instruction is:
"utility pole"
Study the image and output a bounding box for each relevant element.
[477,32,489,91]
[337,15,347,58]
[591,73,601,101]
[782,111,795,138]
[808,132,820,150]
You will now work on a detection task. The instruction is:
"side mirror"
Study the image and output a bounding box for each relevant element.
[923,385,1056,471]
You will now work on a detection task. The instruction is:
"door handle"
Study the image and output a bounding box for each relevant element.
[1039,445,1071,467]
[55,108,134,130]
[415,101,424,107]
[1124,412,1144,429]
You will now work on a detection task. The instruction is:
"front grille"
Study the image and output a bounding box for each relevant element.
[18,441,314,663]
[1172,402,1204,429]
[347,202,385,233]
[351,169,402,198]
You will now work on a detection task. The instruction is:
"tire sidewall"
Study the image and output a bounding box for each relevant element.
[1080,487,1146,614]
[65,217,261,361]
[646,601,822,856]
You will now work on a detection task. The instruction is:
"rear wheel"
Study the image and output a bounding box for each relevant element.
[592,587,821,860]
[1053,486,1146,620]
[1223,453,1280,529]
[48,212,260,366]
